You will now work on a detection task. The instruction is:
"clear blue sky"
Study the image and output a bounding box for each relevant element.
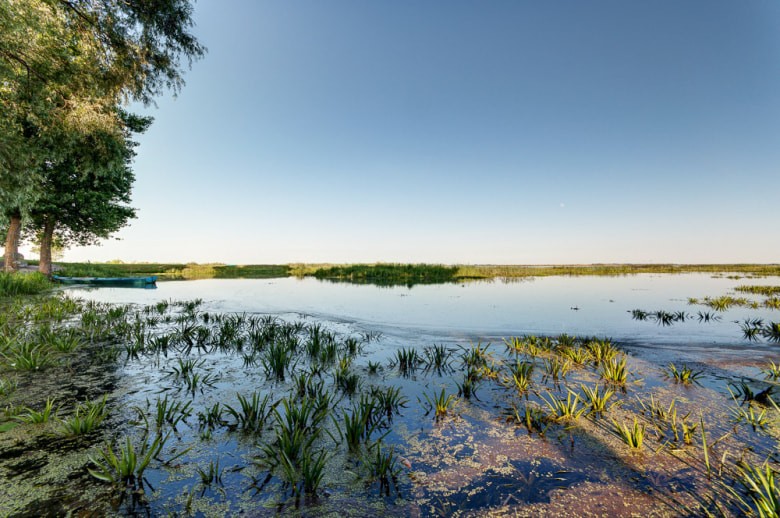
[58,0,780,264]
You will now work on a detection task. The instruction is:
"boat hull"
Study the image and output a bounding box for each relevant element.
[52,275,157,287]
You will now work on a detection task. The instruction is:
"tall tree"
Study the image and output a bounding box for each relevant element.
[0,0,204,270]
[25,111,151,275]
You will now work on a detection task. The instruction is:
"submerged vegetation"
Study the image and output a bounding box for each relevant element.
[1,284,779,515]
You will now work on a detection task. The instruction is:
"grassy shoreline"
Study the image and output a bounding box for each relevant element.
[50,261,780,284]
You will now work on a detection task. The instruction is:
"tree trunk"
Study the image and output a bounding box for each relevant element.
[3,211,22,272]
[38,219,55,276]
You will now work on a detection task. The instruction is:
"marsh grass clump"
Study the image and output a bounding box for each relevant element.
[423,388,455,421]
[3,342,53,371]
[390,347,422,375]
[0,377,17,398]
[559,345,591,365]
[504,404,549,436]
[197,458,224,489]
[224,391,273,433]
[612,417,646,450]
[543,357,572,381]
[539,390,584,422]
[506,361,534,394]
[0,272,51,297]
[762,322,780,343]
[88,430,185,493]
[370,385,408,419]
[423,344,453,374]
[261,340,295,380]
[697,311,721,323]
[60,396,108,435]
[736,460,780,518]
[366,442,401,496]
[664,363,702,385]
[460,342,492,373]
[15,398,57,424]
[741,319,766,342]
[585,338,620,365]
[599,356,629,385]
[580,384,615,416]
[763,361,780,381]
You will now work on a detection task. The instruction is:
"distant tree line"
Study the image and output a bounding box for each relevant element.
[0,0,204,274]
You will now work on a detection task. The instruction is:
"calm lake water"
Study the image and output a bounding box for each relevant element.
[72,273,780,363]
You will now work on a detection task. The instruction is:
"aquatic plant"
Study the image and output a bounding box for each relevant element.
[506,404,548,436]
[630,309,649,321]
[367,360,382,374]
[638,395,677,424]
[732,402,769,432]
[224,391,273,433]
[370,385,408,418]
[261,340,294,380]
[560,345,591,365]
[543,357,572,381]
[612,417,645,450]
[343,336,363,357]
[60,396,108,435]
[539,390,584,422]
[88,431,180,492]
[664,363,702,385]
[150,395,192,432]
[197,403,224,430]
[390,347,422,375]
[339,398,380,451]
[762,322,780,343]
[763,297,780,310]
[460,342,491,370]
[3,342,52,371]
[197,458,224,488]
[586,338,620,365]
[0,377,17,398]
[456,374,479,400]
[423,344,453,373]
[334,367,361,396]
[366,442,400,496]
[423,388,455,420]
[599,356,628,385]
[741,319,765,342]
[652,310,676,326]
[763,361,780,381]
[15,398,57,424]
[580,384,615,416]
[506,360,533,393]
[298,448,329,494]
[697,311,721,323]
[735,285,780,296]
[736,460,779,518]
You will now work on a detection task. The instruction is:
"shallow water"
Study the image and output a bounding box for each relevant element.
[73,274,780,359]
[2,274,778,516]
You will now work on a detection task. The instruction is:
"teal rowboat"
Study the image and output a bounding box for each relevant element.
[52,275,157,287]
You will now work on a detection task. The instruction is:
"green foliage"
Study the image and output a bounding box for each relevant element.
[612,417,645,450]
[306,263,459,287]
[664,363,702,385]
[59,396,108,436]
[737,461,779,518]
[423,388,455,420]
[599,356,629,385]
[539,390,585,422]
[0,273,51,297]
[14,398,57,424]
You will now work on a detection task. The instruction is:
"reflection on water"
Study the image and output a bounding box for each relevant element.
[73,274,780,355]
